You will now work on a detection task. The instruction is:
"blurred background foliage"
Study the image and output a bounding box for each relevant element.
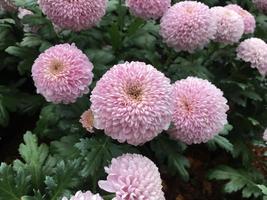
[0,0,266,200]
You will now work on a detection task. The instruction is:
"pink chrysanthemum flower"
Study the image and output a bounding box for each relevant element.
[32,43,94,104]
[0,0,17,12]
[38,0,107,31]
[225,4,256,34]
[159,1,216,53]
[211,6,244,44]
[126,0,171,20]
[62,191,103,200]
[169,77,229,145]
[237,38,267,76]
[90,61,172,146]
[263,129,267,143]
[253,0,267,13]
[99,154,165,200]
[79,110,94,133]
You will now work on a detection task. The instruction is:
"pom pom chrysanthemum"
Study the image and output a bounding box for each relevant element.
[90,61,172,146]
[126,0,171,20]
[38,0,107,31]
[0,0,16,12]
[253,0,267,13]
[225,4,256,34]
[62,191,103,200]
[169,77,229,145]
[32,43,94,104]
[98,153,165,200]
[237,38,267,76]
[160,1,216,53]
[211,6,244,44]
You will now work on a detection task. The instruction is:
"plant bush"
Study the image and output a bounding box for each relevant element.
[0,0,266,199]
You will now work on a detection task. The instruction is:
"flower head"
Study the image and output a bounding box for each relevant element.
[99,153,165,200]
[32,43,94,104]
[263,129,267,143]
[160,1,216,53]
[80,110,94,133]
[0,0,17,12]
[62,191,103,200]
[237,38,267,76]
[170,77,229,144]
[38,0,107,31]
[211,6,244,44]
[90,61,172,146]
[126,0,171,20]
[253,0,267,13]
[225,4,256,34]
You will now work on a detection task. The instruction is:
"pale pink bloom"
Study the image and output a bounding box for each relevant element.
[253,0,267,13]
[263,129,267,143]
[160,1,216,53]
[90,61,172,146]
[170,77,229,145]
[99,154,165,200]
[79,110,94,133]
[62,191,103,200]
[225,4,256,34]
[126,0,171,20]
[18,8,39,33]
[237,38,267,77]
[0,0,16,12]
[38,0,107,31]
[32,43,93,104]
[211,6,244,44]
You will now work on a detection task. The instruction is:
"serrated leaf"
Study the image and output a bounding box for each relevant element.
[207,135,234,154]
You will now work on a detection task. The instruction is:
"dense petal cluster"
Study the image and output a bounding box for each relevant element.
[225,4,256,34]
[0,0,17,12]
[237,38,267,76]
[98,154,165,200]
[90,61,172,146]
[126,0,171,20]
[160,1,216,53]
[170,77,229,145]
[263,129,267,143]
[32,43,94,104]
[211,6,244,44]
[62,191,103,200]
[253,0,267,13]
[79,110,94,133]
[38,0,107,31]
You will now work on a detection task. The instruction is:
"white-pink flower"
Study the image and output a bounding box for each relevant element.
[62,191,103,200]
[253,0,267,13]
[99,153,165,200]
[225,4,256,34]
[211,6,244,44]
[32,43,94,104]
[169,77,229,144]
[38,0,107,31]
[237,38,267,77]
[160,1,216,53]
[126,0,171,20]
[90,61,172,146]
[263,129,267,143]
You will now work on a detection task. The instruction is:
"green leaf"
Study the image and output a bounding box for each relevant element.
[16,132,56,189]
[45,160,82,200]
[208,166,263,198]
[21,35,43,47]
[0,163,30,200]
[150,135,189,181]
[0,97,9,127]
[207,135,234,154]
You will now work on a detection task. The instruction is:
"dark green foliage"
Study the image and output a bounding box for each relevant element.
[0,0,266,199]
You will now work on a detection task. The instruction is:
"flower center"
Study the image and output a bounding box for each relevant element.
[126,85,143,101]
[49,60,64,75]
